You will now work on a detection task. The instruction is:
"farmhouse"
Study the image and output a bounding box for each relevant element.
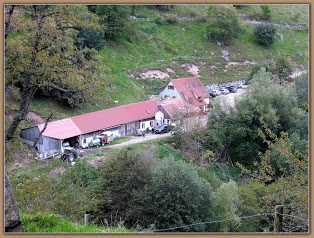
[159,76,213,112]
[21,100,161,158]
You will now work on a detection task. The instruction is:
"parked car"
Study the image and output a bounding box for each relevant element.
[208,89,221,97]
[88,138,101,147]
[238,84,248,89]
[61,147,82,162]
[226,86,237,93]
[219,88,230,95]
[155,124,169,134]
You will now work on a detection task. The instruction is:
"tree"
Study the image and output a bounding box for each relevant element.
[209,181,241,232]
[94,5,132,41]
[204,68,304,164]
[151,158,213,232]
[240,123,308,232]
[260,5,272,20]
[93,148,156,229]
[248,57,293,84]
[5,5,105,140]
[269,57,293,84]
[207,5,244,44]
[253,24,276,46]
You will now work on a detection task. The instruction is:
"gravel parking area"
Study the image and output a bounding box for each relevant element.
[215,88,246,108]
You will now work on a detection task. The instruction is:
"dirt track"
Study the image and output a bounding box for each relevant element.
[80,132,172,157]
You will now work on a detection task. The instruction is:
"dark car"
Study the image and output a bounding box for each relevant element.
[155,125,169,134]
[226,86,237,93]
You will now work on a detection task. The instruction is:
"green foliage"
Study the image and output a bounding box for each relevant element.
[93,148,155,229]
[253,24,276,46]
[207,5,244,43]
[154,15,164,25]
[209,181,241,232]
[151,158,213,232]
[10,160,98,222]
[236,182,264,232]
[95,5,133,41]
[59,160,99,188]
[21,213,133,233]
[5,5,106,108]
[260,5,271,20]
[294,74,308,111]
[76,29,106,51]
[241,124,308,232]
[205,67,304,164]
[269,57,293,83]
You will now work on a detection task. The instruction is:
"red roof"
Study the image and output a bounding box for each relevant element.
[159,98,198,119]
[38,100,159,139]
[71,100,158,134]
[171,76,210,107]
[38,118,81,140]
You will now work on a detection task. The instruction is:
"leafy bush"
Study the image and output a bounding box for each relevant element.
[93,148,156,229]
[154,15,164,25]
[260,5,271,20]
[207,5,244,43]
[253,24,276,46]
[76,29,106,51]
[151,158,214,232]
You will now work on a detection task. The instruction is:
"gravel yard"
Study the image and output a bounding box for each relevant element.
[215,88,246,108]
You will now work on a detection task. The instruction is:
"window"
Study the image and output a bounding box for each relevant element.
[142,123,145,129]
[168,85,174,90]
[83,139,86,143]
[150,121,153,127]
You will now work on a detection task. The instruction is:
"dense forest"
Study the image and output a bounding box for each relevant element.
[5,4,309,233]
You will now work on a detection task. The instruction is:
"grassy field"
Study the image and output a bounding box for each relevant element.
[21,213,134,233]
[10,4,306,120]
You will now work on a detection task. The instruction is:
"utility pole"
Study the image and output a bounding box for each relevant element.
[274,205,284,232]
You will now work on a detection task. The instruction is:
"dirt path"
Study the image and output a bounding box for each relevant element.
[80,132,172,157]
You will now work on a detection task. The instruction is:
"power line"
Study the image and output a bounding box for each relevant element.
[149,213,273,232]
[276,212,309,222]
[144,212,309,232]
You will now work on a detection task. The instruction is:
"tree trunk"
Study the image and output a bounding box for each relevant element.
[5,86,37,140]
[5,8,45,140]
[33,113,53,147]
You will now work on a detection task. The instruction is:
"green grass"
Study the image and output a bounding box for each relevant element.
[5,5,304,121]
[21,213,134,233]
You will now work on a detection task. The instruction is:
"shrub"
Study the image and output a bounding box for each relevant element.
[151,158,213,232]
[253,24,276,46]
[93,148,156,229]
[166,14,178,24]
[154,15,164,26]
[260,5,271,21]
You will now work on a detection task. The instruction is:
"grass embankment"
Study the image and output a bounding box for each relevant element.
[21,213,134,233]
[21,4,308,120]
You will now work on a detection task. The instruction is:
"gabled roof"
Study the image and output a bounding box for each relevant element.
[159,98,198,119]
[171,76,210,106]
[38,118,81,140]
[37,100,158,140]
[71,100,158,134]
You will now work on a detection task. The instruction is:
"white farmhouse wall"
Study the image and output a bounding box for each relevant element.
[140,120,155,131]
